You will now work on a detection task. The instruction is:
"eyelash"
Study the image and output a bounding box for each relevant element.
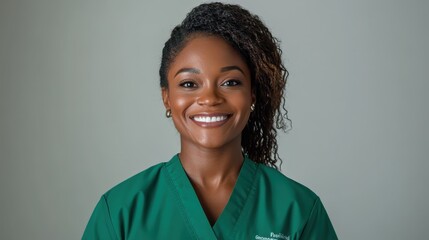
[178,79,242,89]
[221,79,242,87]
[179,81,197,88]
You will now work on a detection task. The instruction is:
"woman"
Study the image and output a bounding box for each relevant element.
[83,2,337,239]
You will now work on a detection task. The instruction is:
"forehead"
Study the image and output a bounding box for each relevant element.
[168,35,249,76]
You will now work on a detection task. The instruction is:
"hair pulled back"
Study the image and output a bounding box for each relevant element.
[159,2,291,169]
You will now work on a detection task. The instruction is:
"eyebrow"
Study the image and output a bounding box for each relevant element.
[174,68,200,77]
[220,65,245,74]
[174,65,245,77]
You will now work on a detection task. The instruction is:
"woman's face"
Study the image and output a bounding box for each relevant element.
[162,35,254,150]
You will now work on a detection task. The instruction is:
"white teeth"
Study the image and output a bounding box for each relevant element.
[193,115,228,123]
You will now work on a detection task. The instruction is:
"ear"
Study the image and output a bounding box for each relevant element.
[161,87,171,109]
[251,92,256,106]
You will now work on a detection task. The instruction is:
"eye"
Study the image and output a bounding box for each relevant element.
[221,79,242,87]
[179,81,197,88]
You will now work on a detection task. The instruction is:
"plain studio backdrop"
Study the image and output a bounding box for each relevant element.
[1,0,428,239]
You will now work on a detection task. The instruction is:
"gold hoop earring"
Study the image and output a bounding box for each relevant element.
[165,109,172,118]
[250,103,255,112]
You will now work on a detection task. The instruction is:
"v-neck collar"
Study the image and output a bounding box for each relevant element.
[164,154,258,240]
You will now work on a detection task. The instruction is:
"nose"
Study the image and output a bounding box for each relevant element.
[196,85,224,106]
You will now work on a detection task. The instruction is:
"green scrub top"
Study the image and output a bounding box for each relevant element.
[83,155,337,239]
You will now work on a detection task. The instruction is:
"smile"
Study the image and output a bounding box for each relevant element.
[192,115,228,123]
[190,114,231,127]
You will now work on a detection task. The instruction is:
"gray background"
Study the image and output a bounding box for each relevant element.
[1,0,428,239]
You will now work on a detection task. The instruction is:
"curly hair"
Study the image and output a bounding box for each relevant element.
[159,2,291,169]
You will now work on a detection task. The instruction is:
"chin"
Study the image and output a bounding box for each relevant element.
[193,135,239,150]
[195,140,226,149]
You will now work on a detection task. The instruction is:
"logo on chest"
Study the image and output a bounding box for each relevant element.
[255,232,290,240]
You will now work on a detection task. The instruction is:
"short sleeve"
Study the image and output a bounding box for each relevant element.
[82,195,118,240]
[299,197,338,240]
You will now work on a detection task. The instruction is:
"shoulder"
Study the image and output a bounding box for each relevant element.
[103,162,166,205]
[256,163,319,206]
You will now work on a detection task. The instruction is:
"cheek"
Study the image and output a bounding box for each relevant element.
[232,92,252,110]
[231,93,252,123]
[169,93,194,117]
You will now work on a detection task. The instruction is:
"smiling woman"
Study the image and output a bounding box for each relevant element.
[163,36,253,151]
[82,2,337,239]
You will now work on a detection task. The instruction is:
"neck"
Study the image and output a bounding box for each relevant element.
[179,138,244,188]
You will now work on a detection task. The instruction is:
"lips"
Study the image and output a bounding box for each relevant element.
[193,115,228,123]
[190,113,231,127]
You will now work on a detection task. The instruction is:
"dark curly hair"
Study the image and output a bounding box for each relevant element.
[159,2,291,169]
